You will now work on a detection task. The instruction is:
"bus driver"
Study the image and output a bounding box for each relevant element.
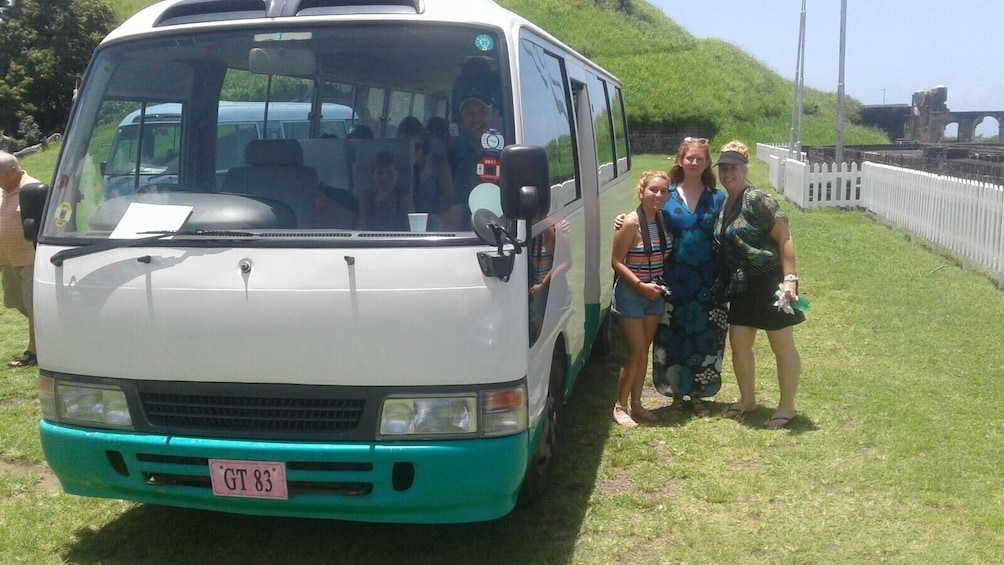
[444,58,503,230]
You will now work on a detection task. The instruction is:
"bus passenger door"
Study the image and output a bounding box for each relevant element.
[572,82,601,327]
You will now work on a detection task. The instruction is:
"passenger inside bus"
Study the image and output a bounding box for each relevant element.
[444,58,503,230]
[397,116,453,229]
[425,116,450,161]
[315,183,358,229]
[357,151,413,231]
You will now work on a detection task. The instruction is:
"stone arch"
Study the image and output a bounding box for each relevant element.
[943,121,959,142]
[975,115,1001,141]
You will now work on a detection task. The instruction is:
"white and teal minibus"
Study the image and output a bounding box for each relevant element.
[26,0,633,523]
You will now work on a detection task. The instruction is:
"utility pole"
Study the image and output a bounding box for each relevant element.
[836,0,847,164]
[788,0,807,161]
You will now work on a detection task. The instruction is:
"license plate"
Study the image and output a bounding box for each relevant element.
[209,459,288,500]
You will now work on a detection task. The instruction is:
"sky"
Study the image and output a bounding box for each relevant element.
[649,0,1004,135]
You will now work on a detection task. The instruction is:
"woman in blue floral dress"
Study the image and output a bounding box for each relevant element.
[651,137,729,417]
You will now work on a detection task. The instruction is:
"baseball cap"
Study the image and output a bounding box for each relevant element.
[458,83,499,111]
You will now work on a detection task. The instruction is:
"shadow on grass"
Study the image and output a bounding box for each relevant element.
[60,354,621,565]
[711,402,819,434]
[631,398,818,434]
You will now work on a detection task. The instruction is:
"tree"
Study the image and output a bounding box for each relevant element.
[0,0,114,145]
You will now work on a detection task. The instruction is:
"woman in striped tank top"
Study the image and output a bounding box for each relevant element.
[610,171,672,428]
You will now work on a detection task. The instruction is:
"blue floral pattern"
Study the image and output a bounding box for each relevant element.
[652,185,729,399]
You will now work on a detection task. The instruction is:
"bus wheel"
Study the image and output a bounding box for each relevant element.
[519,348,565,506]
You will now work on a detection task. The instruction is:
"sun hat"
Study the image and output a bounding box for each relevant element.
[714,150,749,167]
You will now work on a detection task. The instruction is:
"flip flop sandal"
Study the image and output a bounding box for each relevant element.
[8,351,37,368]
[764,414,796,429]
[612,404,639,428]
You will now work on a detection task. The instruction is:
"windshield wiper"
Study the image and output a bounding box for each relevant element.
[50,230,258,266]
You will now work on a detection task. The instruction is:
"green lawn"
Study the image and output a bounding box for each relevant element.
[1,152,1002,564]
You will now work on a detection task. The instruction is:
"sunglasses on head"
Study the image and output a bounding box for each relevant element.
[684,137,709,146]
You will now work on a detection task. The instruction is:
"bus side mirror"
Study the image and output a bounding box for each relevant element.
[499,145,549,221]
[19,182,49,244]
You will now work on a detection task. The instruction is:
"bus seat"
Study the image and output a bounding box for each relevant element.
[222,139,319,227]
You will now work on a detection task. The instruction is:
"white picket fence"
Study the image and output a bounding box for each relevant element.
[862,162,1004,285]
[755,143,1004,289]
[782,160,863,209]
[757,143,862,208]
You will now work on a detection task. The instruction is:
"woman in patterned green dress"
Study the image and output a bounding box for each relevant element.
[713,140,804,429]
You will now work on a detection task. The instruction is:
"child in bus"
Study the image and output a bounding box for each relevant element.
[398,116,453,229]
[610,171,673,428]
[358,151,413,231]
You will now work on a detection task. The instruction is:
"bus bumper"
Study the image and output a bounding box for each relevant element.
[40,420,529,523]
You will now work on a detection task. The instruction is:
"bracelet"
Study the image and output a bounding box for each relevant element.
[783,274,799,282]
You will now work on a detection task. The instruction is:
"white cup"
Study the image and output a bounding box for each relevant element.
[408,213,428,232]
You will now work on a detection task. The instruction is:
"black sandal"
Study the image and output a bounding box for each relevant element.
[8,351,37,368]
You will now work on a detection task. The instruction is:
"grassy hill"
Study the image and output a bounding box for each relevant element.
[499,0,887,146]
[101,0,888,147]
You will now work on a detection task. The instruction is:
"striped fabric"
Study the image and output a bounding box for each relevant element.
[624,221,668,283]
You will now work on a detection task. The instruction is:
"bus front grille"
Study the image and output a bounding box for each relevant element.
[139,392,366,433]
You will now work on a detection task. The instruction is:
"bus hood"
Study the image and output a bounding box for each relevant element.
[33,244,528,386]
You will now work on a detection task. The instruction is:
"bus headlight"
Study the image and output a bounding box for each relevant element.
[38,378,133,429]
[378,385,526,438]
[60,384,133,428]
[380,396,476,436]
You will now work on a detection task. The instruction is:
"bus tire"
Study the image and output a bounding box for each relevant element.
[518,347,565,507]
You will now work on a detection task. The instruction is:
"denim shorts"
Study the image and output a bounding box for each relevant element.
[612,278,664,320]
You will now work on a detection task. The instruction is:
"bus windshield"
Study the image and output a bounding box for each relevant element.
[48,23,511,240]
[102,101,357,199]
